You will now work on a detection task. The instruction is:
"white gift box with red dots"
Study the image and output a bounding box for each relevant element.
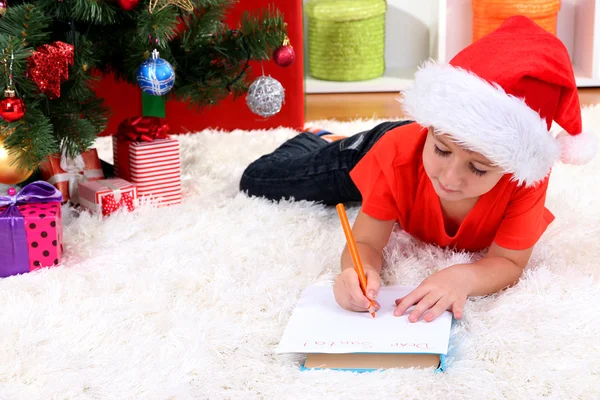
[78,178,137,217]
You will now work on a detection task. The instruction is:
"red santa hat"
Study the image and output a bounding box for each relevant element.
[401,15,597,186]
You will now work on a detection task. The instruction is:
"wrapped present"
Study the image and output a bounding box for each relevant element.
[78,178,137,217]
[0,181,64,278]
[39,148,104,204]
[113,116,182,206]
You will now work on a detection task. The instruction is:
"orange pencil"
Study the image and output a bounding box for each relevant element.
[336,203,376,318]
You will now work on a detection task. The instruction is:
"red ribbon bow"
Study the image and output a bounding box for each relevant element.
[28,41,75,99]
[116,116,171,142]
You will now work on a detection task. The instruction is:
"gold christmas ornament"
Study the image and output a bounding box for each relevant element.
[148,0,194,13]
[0,135,33,185]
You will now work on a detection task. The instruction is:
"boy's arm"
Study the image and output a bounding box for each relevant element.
[393,242,534,322]
[340,209,396,273]
[461,242,534,296]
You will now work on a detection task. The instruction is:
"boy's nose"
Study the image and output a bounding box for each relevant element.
[440,164,463,189]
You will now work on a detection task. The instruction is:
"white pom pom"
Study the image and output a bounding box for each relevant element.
[557,130,598,165]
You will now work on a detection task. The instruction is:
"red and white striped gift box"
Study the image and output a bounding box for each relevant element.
[113,137,182,206]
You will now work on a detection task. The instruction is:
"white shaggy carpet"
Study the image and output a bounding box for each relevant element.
[1,108,600,399]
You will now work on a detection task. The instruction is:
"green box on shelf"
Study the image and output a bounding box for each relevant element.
[305,0,387,82]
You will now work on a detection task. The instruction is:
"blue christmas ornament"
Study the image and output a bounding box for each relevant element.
[136,49,175,96]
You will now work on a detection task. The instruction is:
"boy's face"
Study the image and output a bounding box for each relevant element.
[422,128,504,202]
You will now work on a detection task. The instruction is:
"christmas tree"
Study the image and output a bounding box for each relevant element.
[0,0,288,184]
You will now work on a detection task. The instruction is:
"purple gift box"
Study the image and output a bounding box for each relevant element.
[0,181,64,278]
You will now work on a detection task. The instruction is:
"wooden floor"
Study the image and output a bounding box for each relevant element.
[305,88,600,121]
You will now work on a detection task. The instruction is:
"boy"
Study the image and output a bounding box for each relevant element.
[239,16,597,322]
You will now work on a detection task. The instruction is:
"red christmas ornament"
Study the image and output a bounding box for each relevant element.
[0,89,25,122]
[273,36,295,68]
[28,41,74,100]
[117,0,140,11]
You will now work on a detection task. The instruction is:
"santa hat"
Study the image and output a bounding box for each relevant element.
[401,15,597,186]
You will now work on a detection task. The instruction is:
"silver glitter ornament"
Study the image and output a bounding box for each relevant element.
[246,76,285,118]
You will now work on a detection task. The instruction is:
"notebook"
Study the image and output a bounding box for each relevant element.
[276,284,452,372]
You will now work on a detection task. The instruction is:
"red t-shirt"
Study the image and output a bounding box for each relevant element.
[349,122,555,251]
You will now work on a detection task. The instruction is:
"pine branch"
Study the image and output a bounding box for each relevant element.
[64,34,102,100]
[0,4,52,47]
[138,6,179,48]
[33,0,118,25]
[239,6,286,60]
[0,36,35,99]
[179,0,231,51]
[169,7,285,106]
[2,108,58,170]
[51,113,102,157]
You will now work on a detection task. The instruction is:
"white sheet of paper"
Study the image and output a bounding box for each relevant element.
[276,284,452,355]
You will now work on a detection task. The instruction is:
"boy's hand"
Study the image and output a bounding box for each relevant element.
[334,267,381,313]
[393,264,474,322]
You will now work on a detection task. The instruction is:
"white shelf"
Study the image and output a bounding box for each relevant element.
[576,75,600,87]
[305,67,416,94]
[303,0,600,94]
[306,72,599,93]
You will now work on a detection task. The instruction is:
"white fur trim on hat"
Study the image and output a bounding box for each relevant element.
[557,130,598,165]
[400,60,561,186]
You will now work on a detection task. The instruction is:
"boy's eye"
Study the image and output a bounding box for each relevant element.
[469,163,487,176]
[434,144,488,176]
[433,145,450,157]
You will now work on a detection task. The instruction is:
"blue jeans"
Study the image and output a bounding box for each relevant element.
[239,121,413,205]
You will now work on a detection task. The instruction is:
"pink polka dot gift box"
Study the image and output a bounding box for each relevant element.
[78,178,137,217]
[0,181,64,278]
